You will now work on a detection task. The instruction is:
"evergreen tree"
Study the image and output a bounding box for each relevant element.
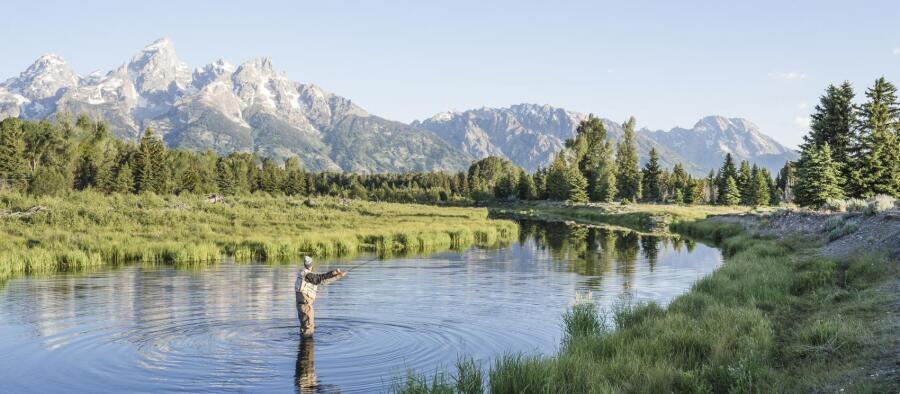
[594,162,617,202]
[615,117,641,202]
[114,162,134,194]
[0,120,29,191]
[852,77,900,197]
[641,148,662,202]
[751,166,770,206]
[716,153,738,205]
[517,172,538,200]
[776,161,796,203]
[721,176,741,206]
[795,143,845,207]
[216,159,235,195]
[546,153,571,201]
[134,128,165,193]
[566,163,589,203]
[763,168,779,206]
[178,165,201,194]
[803,82,856,186]
[737,160,753,205]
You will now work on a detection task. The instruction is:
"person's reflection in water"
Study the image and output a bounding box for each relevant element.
[295,338,319,393]
[295,338,342,393]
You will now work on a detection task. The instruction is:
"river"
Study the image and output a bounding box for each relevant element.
[0,221,721,393]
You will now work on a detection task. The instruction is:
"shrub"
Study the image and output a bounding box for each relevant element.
[865,195,896,215]
[823,198,848,213]
[827,223,858,241]
[846,198,868,213]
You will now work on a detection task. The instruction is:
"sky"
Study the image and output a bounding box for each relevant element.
[2,0,898,149]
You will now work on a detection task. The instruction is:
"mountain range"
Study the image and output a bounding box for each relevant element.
[0,38,797,174]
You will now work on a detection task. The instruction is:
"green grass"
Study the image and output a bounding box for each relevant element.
[395,220,898,393]
[493,201,754,234]
[0,191,518,283]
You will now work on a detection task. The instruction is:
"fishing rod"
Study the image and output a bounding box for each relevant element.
[345,257,381,272]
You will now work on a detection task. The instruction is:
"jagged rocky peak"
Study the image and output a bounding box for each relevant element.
[231,57,302,113]
[4,53,80,99]
[693,115,757,133]
[192,59,235,89]
[128,37,191,93]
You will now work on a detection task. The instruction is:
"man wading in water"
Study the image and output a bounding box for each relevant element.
[295,256,347,338]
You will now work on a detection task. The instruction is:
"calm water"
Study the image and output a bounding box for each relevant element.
[0,221,721,393]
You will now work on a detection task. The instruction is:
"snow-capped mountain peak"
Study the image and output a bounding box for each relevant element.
[3,53,80,100]
[0,38,469,173]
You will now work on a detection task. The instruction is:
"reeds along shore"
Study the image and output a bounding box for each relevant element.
[396,220,896,393]
[0,191,518,282]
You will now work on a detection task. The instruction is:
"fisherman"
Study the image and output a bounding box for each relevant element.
[295,256,347,338]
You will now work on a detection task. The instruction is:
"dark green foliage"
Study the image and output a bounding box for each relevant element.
[852,77,900,197]
[737,160,753,205]
[795,144,845,207]
[566,162,589,203]
[0,117,473,204]
[0,119,29,191]
[135,128,166,194]
[720,176,741,206]
[641,148,662,202]
[516,172,537,200]
[804,81,857,186]
[546,154,571,200]
[616,117,642,202]
[716,153,738,205]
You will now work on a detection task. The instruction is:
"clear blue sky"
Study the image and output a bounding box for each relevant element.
[2,0,898,148]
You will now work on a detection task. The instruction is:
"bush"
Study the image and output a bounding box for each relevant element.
[823,198,848,213]
[865,195,896,215]
[827,223,858,241]
[846,198,868,213]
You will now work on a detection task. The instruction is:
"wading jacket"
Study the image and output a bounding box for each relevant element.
[295,269,341,304]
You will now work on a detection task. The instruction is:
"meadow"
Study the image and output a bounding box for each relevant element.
[396,220,897,393]
[0,191,518,282]
[491,201,756,233]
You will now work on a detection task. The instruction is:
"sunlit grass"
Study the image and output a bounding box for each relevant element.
[396,220,897,392]
[0,190,518,281]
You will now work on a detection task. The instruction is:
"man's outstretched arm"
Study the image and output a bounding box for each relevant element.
[304,269,347,285]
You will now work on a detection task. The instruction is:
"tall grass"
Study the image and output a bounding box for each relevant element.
[395,220,898,392]
[0,191,518,281]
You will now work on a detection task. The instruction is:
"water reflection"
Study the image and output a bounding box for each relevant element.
[0,220,720,393]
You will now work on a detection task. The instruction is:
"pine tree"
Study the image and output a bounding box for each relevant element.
[135,128,165,194]
[216,159,235,195]
[178,165,200,194]
[641,148,662,202]
[803,82,856,186]
[721,176,741,206]
[517,172,538,200]
[852,77,900,197]
[795,143,845,207]
[546,153,570,200]
[737,160,753,205]
[776,161,796,203]
[566,163,589,203]
[751,166,770,206]
[716,153,738,205]
[0,120,29,191]
[114,162,134,194]
[616,117,642,202]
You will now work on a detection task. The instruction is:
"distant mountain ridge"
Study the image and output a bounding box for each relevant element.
[415,104,797,175]
[0,39,796,175]
[0,38,471,173]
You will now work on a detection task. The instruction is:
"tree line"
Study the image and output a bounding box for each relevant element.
[0,115,470,203]
[791,77,900,206]
[473,116,784,206]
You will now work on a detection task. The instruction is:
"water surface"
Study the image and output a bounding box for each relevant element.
[0,221,721,393]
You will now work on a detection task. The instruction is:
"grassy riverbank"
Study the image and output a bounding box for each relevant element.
[397,219,897,392]
[0,191,517,282]
[490,201,754,233]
